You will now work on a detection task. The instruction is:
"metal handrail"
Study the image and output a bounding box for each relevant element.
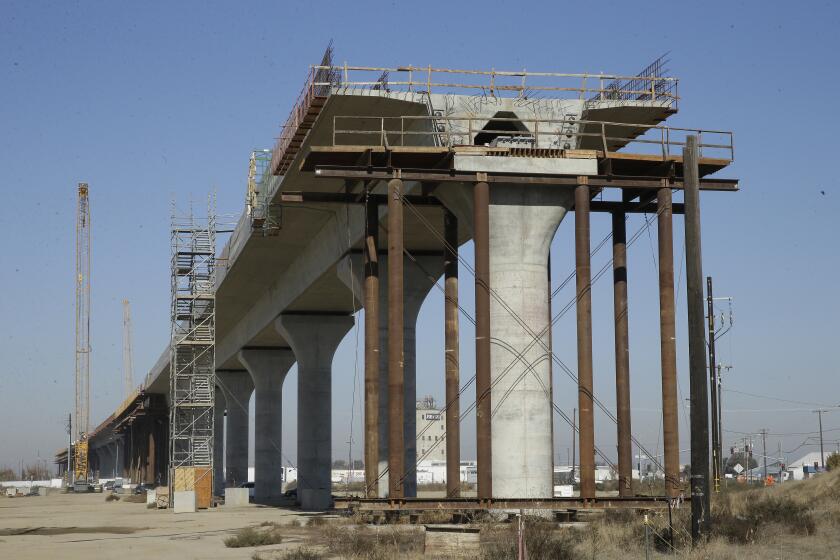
[310,64,679,103]
[330,115,734,161]
[269,62,681,175]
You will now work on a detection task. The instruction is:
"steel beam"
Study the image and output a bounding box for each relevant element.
[612,211,633,497]
[314,168,739,191]
[387,178,405,499]
[657,183,680,498]
[575,179,596,500]
[364,196,380,498]
[443,210,461,498]
[334,495,670,512]
[279,191,687,214]
[473,180,492,500]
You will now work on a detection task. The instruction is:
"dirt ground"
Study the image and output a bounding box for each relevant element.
[0,491,317,560]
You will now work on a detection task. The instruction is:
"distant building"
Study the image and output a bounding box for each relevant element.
[786,451,834,481]
[416,396,446,463]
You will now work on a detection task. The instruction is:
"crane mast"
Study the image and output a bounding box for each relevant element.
[122,299,134,397]
[74,183,91,482]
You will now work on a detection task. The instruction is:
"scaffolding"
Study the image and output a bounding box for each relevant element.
[168,199,217,506]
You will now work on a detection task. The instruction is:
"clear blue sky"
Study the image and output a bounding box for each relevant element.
[1,1,838,473]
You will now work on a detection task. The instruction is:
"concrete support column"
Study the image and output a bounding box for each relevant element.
[340,253,444,497]
[238,349,295,504]
[214,388,225,495]
[145,428,155,484]
[435,181,573,499]
[276,314,354,511]
[489,183,573,499]
[216,370,253,488]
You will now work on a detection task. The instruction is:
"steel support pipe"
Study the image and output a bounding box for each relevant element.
[574,179,596,500]
[684,136,711,541]
[473,180,492,500]
[657,183,680,498]
[612,211,633,497]
[443,210,461,497]
[387,178,405,499]
[364,197,380,498]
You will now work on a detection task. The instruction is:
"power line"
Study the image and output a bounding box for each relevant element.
[723,388,837,409]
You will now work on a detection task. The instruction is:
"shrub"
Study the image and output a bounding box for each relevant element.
[224,525,284,548]
[323,524,423,559]
[480,519,581,560]
[826,453,840,472]
[105,493,120,502]
[281,548,324,560]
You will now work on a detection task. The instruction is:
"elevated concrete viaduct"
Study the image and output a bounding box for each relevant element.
[65,56,737,513]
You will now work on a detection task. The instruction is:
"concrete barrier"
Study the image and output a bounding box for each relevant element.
[173,491,196,513]
[146,488,157,505]
[224,487,250,507]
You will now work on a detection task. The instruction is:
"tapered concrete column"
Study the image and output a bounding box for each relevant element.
[276,314,354,511]
[435,181,574,498]
[339,253,445,497]
[238,348,295,504]
[489,183,573,498]
[214,388,225,495]
[216,370,253,488]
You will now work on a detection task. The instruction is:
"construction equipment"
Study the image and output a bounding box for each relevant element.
[122,299,134,398]
[74,183,91,482]
[168,198,217,510]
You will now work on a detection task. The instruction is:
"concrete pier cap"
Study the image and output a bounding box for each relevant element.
[238,348,295,504]
[339,253,444,498]
[437,182,574,499]
[216,370,253,489]
[275,313,354,511]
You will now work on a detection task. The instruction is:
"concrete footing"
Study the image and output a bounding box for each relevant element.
[224,487,250,507]
[173,490,196,513]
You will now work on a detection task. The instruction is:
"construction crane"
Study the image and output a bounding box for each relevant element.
[122,299,134,398]
[74,183,91,484]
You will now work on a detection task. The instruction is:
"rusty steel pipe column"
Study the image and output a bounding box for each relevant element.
[387,178,405,499]
[612,211,633,497]
[443,210,461,497]
[574,179,596,500]
[473,180,492,500]
[684,135,711,541]
[657,183,680,498]
[364,196,380,498]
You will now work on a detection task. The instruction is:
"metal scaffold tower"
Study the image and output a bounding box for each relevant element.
[168,198,217,508]
[74,183,91,482]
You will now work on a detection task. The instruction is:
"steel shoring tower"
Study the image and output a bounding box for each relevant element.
[168,199,217,505]
[74,183,91,482]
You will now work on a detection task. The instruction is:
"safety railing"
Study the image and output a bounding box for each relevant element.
[313,64,678,106]
[269,61,679,175]
[330,115,734,161]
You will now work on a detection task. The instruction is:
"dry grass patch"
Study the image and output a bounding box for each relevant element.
[322,524,424,559]
[224,524,284,548]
